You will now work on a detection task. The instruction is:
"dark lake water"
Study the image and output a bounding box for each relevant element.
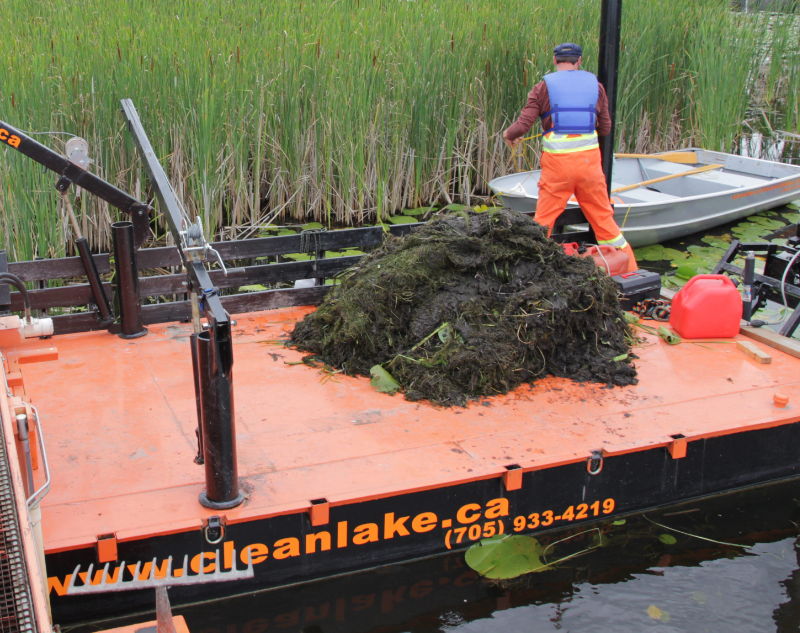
[171,479,800,633]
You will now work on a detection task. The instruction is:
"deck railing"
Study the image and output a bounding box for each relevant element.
[1,223,419,335]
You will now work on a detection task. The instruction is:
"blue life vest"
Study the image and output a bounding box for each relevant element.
[541,70,599,134]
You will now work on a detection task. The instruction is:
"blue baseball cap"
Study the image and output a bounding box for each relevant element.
[553,42,583,57]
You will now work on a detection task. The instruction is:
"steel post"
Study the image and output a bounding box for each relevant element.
[197,322,243,509]
[112,221,147,338]
[742,251,756,322]
[598,0,622,193]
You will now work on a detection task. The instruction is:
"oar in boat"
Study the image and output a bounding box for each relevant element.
[615,151,699,164]
[611,163,724,194]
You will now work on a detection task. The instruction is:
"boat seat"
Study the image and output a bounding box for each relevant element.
[640,162,772,195]
[682,170,771,190]
[614,188,681,204]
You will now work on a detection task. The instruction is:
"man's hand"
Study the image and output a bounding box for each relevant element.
[503,130,519,150]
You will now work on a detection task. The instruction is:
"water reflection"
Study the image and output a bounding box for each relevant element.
[166,480,800,633]
[740,132,800,164]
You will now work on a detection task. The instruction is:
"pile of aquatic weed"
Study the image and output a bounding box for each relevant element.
[290,209,636,406]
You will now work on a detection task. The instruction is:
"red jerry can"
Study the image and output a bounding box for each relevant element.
[669,274,742,338]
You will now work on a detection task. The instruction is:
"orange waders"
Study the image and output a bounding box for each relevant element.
[535,142,638,272]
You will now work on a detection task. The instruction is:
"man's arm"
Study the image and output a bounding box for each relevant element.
[596,83,611,136]
[503,81,547,146]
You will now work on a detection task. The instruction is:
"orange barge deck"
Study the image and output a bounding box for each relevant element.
[3,303,800,623]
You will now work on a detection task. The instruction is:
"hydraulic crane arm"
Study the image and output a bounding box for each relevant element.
[0,120,152,246]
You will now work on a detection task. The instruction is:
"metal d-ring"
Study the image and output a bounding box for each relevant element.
[586,450,604,476]
[203,516,225,544]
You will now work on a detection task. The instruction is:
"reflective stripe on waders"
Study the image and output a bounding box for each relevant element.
[598,233,629,249]
[542,131,599,154]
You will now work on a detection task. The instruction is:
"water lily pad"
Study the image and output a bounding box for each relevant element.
[744,215,785,229]
[442,203,469,212]
[239,284,267,292]
[387,215,417,224]
[465,535,546,579]
[683,245,724,274]
[675,263,699,280]
[404,206,434,217]
[301,222,325,230]
[686,244,724,259]
[369,364,400,394]
[634,244,688,264]
[277,228,297,236]
[701,235,732,248]
[283,253,312,261]
[732,219,781,241]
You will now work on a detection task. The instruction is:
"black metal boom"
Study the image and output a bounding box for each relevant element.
[120,99,242,509]
[0,120,152,246]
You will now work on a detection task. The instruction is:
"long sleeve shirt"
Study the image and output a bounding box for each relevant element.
[504,78,612,142]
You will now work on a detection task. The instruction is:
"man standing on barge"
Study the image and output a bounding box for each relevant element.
[503,42,637,272]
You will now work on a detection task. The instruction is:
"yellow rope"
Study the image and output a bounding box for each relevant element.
[509,133,542,173]
[619,204,633,228]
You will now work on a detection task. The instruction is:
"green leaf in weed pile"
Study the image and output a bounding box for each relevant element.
[659,533,678,545]
[465,535,547,579]
[437,322,455,343]
[369,364,401,394]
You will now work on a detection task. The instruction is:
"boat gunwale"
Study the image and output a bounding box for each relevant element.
[488,149,800,209]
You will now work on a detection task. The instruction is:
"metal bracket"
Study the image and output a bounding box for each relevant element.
[502,464,523,491]
[25,405,51,508]
[586,449,604,476]
[180,217,228,275]
[203,516,225,545]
